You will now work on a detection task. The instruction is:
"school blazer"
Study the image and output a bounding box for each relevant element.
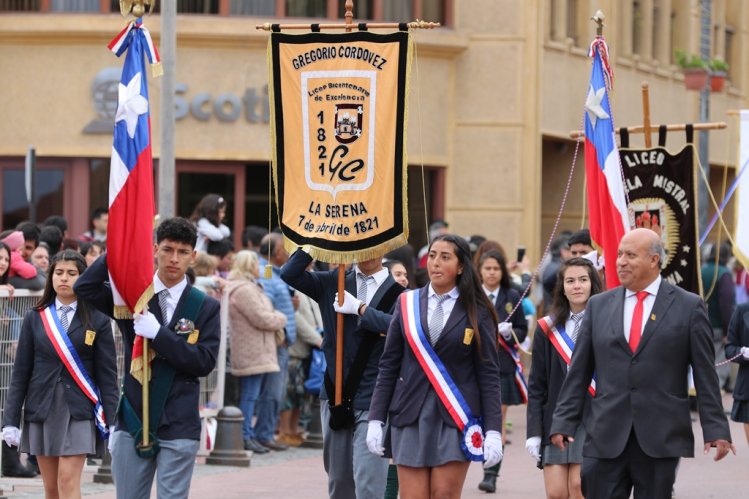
[526,319,591,444]
[2,307,119,429]
[726,303,749,401]
[550,281,731,459]
[368,287,502,432]
[73,255,221,441]
[493,286,528,375]
[281,249,404,410]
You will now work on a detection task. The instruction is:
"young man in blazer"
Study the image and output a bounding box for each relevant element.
[74,217,220,499]
[281,247,404,499]
[550,228,734,498]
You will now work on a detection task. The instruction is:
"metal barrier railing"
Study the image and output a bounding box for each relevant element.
[0,288,226,427]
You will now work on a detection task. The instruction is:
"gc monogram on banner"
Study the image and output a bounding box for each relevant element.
[269,31,412,263]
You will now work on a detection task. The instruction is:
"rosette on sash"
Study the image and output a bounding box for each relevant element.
[40,304,108,438]
[400,290,484,461]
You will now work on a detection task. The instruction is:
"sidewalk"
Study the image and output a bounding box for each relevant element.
[1,394,746,498]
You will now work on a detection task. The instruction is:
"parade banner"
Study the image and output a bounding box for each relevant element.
[269,31,411,263]
[619,139,702,295]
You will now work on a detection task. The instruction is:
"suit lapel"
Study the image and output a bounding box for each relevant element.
[494,288,508,321]
[168,284,192,329]
[419,287,429,336]
[611,288,631,354]
[369,275,394,307]
[634,280,674,356]
[148,293,164,325]
[345,269,356,296]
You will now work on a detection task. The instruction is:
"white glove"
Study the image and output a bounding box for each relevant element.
[498,322,513,340]
[525,436,541,461]
[2,426,20,447]
[483,430,503,468]
[741,346,749,360]
[333,291,363,316]
[366,420,385,456]
[134,310,161,340]
[107,429,115,454]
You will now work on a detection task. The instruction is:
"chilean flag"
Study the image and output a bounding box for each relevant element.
[584,38,629,287]
[106,19,159,320]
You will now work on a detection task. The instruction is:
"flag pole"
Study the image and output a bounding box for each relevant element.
[142,338,150,447]
[641,83,652,148]
[334,0,356,407]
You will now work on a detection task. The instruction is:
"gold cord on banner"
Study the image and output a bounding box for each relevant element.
[412,33,430,246]
[703,115,737,301]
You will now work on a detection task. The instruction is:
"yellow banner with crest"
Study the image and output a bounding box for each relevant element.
[269,31,412,263]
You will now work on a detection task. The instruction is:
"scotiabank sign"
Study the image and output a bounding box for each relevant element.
[83,67,270,134]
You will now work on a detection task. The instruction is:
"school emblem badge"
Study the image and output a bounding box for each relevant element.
[334,104,363,144]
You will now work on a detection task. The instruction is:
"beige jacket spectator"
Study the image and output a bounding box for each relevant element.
[289,291,323,359]
[226,251,287,376]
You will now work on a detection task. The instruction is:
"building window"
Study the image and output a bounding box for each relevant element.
[2,167,64,229]
[0,0,40,11]
[286,0,327,18]
[89,159,109,217]
[229,0,274,16]
[50,0,99,11]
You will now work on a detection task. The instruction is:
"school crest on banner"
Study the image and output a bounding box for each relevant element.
[269,31,412,263]
[619,128,702,295]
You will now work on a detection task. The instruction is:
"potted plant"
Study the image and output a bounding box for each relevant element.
[709,58,729,92]
[675,50,709,91]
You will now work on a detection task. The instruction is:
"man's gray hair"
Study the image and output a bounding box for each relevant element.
[649,238,666,265]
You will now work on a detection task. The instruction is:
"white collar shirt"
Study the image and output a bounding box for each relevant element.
[153,273,188,325]
[354,266,390,306]
[427,284,460,325]
[623,275,662,342]
[55,298,77,329]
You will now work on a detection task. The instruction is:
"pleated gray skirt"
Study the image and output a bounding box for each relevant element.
[20,381,97,457]
[542,424,585,466]
[391,389,466,468]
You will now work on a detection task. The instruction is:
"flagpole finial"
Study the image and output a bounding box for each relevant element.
[119,0,155,19]
[591,10,605,37]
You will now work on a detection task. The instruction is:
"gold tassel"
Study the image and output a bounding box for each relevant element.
[114,305,134,319]
[133,283,155,316]
[151,61,163,78]
[264,264,273,279]
[129,350,156,384]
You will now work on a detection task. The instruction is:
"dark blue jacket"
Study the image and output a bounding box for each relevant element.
[74,255,220,441]
[726,303,749,401]
[3,307,119,429]
[281,249,403,410]
[368,287,502,432]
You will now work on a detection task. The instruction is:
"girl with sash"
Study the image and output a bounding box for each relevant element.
[526,257,601,499]
[475,249,529,493]
[2,250,118,499]
[368,234,503,499]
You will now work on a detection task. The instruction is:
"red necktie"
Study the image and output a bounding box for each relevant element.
[629,291,649,352]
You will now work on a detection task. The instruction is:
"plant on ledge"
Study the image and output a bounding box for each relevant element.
[709,58,730,92]
[675,50,709,91]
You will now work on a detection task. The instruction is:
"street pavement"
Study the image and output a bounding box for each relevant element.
[1,394,746,498]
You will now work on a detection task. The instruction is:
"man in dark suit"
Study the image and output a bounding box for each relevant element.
[550,228,734,498]
[74,217,220,499]
[281,247,404,499]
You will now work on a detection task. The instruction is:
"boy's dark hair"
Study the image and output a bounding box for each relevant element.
[90,207,108,229]
[40,225,63,256]
[568,228,592,248]
[43,215,68,235]
[241,225,268,248]
[16,221,41,246]
[156,217,198,247]
[206,237,235,259]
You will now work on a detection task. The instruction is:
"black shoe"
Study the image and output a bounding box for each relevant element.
[244,439,270,454]
[478,473,497,493]
[258,439,288,451]
[2,465,37,478]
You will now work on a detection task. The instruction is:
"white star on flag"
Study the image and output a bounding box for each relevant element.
[683,245,691,253]
[115,72,148,138]
[585,85,610,129]
[681,259,688,267]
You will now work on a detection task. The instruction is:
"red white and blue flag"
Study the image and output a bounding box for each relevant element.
[106,18,159,321]
[584,37,629,287]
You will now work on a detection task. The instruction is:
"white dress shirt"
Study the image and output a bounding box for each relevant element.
[153,273,188,325]
[623,275,662,342]
[55,298,77,329]
[354,266,390,307]
[482,285,500,307]
[427,284,460,324]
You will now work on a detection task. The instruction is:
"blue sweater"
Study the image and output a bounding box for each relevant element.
[259,257,296,345]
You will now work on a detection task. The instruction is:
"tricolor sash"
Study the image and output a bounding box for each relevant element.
[400,290,484,461]
[498,334,529,404]
[40,304,108,438]
[537,315,596,397]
